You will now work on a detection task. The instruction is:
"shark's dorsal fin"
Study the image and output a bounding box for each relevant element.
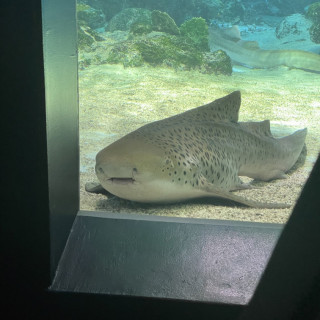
[240,120,273,137]
[174,91,241,123]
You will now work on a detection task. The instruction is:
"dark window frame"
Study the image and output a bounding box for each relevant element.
[38,0,320,318]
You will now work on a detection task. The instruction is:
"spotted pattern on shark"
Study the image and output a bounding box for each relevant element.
[87,91,307,208]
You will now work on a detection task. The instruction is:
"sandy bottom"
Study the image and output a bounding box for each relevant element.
[79,63,319,224]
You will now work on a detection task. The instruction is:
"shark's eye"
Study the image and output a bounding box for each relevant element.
[133,168,138,173]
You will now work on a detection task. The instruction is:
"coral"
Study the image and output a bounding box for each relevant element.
[179,17,209,52]
[307,2,320,23]
[309,22,320,43]
[151,10,180,35]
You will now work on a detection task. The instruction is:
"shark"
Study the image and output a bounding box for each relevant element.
[86,91,307,208]
[209,26,320,73]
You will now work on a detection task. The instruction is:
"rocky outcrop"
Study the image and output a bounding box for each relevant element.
[275,14,312,40]
[78,11,232,75]
[306,2,320,44]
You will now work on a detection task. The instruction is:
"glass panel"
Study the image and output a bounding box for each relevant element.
[78,0,320,224]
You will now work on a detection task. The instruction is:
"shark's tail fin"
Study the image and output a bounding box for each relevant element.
[279,128,307,169]
[279,128,307,150]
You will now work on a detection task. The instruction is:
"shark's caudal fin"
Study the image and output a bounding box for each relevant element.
[278,128,307,167]
[279,128,307,152]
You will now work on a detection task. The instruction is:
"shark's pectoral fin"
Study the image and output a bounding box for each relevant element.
[85,181,106,193]
[258,169,288,181]
[275,172,288,180]
[230,176,253,191]
[201,180,290,209]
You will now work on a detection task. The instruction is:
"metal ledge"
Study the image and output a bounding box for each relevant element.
[51,212,283,304]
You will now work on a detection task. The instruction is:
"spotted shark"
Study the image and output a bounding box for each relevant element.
[209,26,320,73]
[87,91,307,208]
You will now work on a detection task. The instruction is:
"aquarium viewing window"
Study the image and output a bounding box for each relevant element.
[42,0,320,306]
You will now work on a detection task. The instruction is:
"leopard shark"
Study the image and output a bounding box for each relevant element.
[209,26,320,73]
[86,91,307,208]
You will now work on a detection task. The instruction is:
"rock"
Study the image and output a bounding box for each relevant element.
[134,35,203,68]
[77,25,105,51]
[78,29,232,75]
[128,10,180,36]
[306,2,320,23]
[217,0,244,24]
[106,8,152,32]
[77,2,106,29]
[306,2,320,43]
[180,17,209,52]
[264,0,312,16]
[201,50,232,75]
[105,41,144,68]
[151,10,180,35]
[129,21,153,36]
[310,22,320,43]
[86,0,315,26]
[86,0,217,26]
[275,14,312,40]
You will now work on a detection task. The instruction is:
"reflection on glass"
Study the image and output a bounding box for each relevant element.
[78,0,320,223]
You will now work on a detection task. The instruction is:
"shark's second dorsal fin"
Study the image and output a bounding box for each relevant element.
[176,91,241,123]
[240,120,273,137]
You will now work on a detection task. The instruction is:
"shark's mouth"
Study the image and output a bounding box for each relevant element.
[108,178,135,185]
